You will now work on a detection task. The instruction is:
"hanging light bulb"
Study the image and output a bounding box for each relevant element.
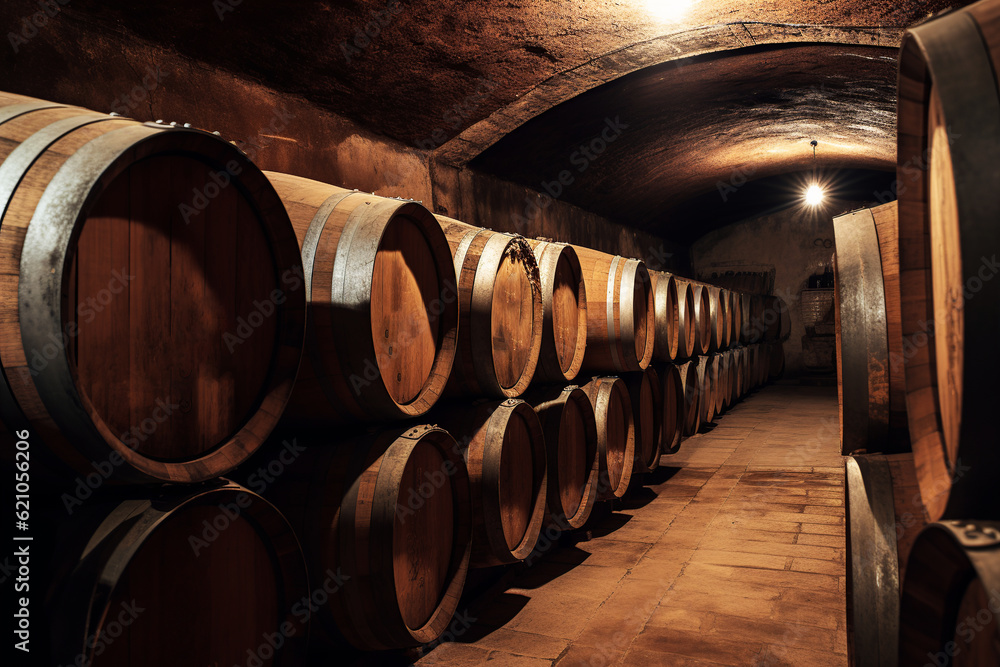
[805,184,825,206]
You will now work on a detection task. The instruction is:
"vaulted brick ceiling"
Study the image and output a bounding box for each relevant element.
[1,0,968,237]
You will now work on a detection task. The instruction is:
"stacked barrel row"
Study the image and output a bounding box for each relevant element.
[0,90,787,665]
[842,2,1000,665]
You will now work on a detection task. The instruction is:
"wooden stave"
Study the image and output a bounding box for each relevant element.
[435,399,548,567]
[625,366,664,475]
[897,6,1000,520]
[266,172,459,423]
[899,519,1000,667]
[531,241,588,383]
[525,384,600,530]
[582,376,636,500]
[0,93,305,484]
[268,425,473,650]
[45,480,310,665]
[440,221,544,398]
[651,270,680,363]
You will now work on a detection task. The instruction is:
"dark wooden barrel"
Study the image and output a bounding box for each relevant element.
[435,399,547,566]
[897,3,1000,520]
[719,351,734,413]
[675,279,697,360]
[695,355,717,427]
[0,92,304,484]
[658,363,685,454]
[45,481,309,666]
[846,453,928,667]
[626,366,664,475]
[651,271,679,362]
[679,280,711,356]
[833,202,909,456]
[530,240,588,383]
[526,385,600,530]
[728,291,742,349]
[677,360,701,437]
[438,218,543,398]
[266,172,458,424]
[899,519,1000,667]
[267,425,472,650]
[582,376,635,500]
[573,246,655,373]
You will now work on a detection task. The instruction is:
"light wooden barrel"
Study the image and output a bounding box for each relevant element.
[659,363,685,454]
[703,285,727,353]
[435,399,547,567]
[899,519,1000,667]
[582,376,635,500]
[266,172,458,424]
[526,385,600,530]
[439,218,544,398]
[651,271,679,362]
[897,1,1000,520]
[626,366,664,475]
[674,280,697,360]
[0,92,305,484]
[46,481,309,666]
[846,453,928,667]
[530,240,588,383]
[268,425,472,650]
[692,283,713,355]
[676,360,701,437]
[573,246,655,373]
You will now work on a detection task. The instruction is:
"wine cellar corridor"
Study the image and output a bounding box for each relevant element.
[418,385,845,667]
[2,0,999,666]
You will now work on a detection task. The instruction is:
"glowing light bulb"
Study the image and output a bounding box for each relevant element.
[645,0,693,22]
[805,184,825,207]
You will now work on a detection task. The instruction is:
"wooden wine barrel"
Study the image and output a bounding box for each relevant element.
[677,360,701,437]
[435,399,547,566]
[695,356,717,427]
[744,295,765,344]
[834,204,910,456]
[675,279,697,360]
[714,353,729,414]
[438,218,544,398]
[0,93,305,484]
[46,481,309,666]
[651,271,680,362]
[266,172,458,424]
[728,291,742,349]
[526,385,599,530]
[530,240,588,383]
[899,519,1000,667]
[267,425,472,650]
[896,2,1000,519]
[572,246,655,373]
[658,363,684,454]
[684,281,712,356]
[582,376,635,500]
[701,285,727,353]
[846,453,928,667]
[747,345,760,390]
[730,348,744,405]
[626,366,663,475]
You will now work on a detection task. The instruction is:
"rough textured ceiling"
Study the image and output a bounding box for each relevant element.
[1,0,968,238]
